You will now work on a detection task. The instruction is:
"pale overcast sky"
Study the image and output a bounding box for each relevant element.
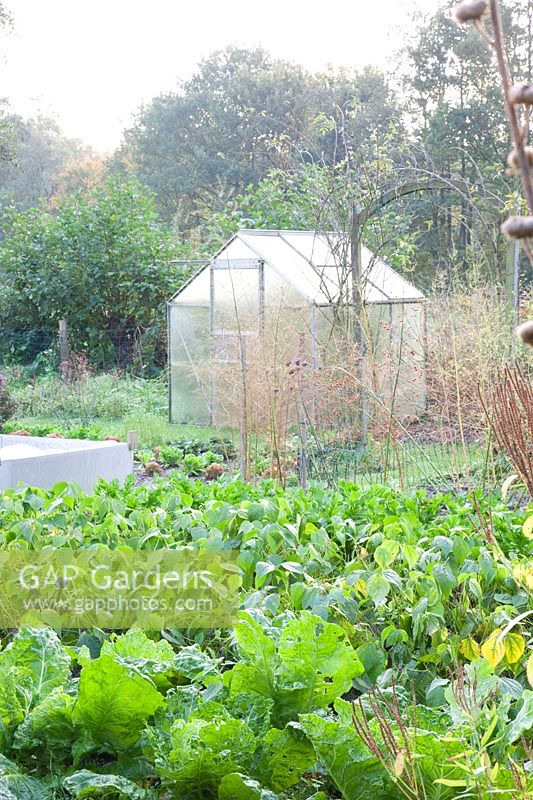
[1,0,443,152]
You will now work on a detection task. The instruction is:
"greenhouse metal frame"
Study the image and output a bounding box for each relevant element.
[167,229,426,425]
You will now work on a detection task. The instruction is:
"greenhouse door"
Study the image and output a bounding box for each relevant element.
[168,304,211,424]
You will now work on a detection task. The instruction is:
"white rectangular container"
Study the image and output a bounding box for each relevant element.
[0,435,133,493]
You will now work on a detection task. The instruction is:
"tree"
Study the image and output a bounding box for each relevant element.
[0,2,11,28]
[0,177,185,370]
[207,156,420,281]
[0,3,16,167]
[401,0,533,283]
[113,48,314,227]
[51,151,107,203]
[0,115,89,216]
[113,47,405,232]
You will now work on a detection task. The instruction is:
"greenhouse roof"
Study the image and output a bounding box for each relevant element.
[171,229,425,305]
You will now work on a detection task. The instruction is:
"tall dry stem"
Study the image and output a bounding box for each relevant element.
[485,364,533,494]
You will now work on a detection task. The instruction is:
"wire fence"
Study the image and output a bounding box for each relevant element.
[0,322,167,377]
[300,439,503,493]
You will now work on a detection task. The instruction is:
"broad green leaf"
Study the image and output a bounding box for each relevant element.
[102,630,218,687]
[158,716,256,796]
[13,687,76,764]
[228,613,361,725]
[218,773,279,800]
[0,628,71,704]
[63,770,154,799]
[101,629,175,662]
[0,754,51,800]
[225,662,274,704]
[101,629,175,689]
[373,540,399,570]
[72,655,164,750]
[225,615,276,701]
[481,629,505,668]
[225,693,274,737]
[401,544,419,569]
[277,613,363,718]
[172,645,221,683]
[233,614,277,666]
[432,563,456,599]
[255,726,314,791]
[255,561,278,585]
[366,573,390,606]
[425,678,449,708]
[506,690,533,743]
[0,668,26,740]
[354,642,386,684]
[412,731,468,792]
[299,713,391,799]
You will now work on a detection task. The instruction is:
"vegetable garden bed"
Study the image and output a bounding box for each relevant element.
[0,474,530,798]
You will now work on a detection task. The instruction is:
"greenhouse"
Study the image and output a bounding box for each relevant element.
[168,229,426,426]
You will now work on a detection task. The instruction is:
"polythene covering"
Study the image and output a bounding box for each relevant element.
[168,230,426,425]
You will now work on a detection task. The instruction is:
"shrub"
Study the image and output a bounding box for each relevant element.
[0,373,16,427]
[425,289,530,436]
[0,177,187,371]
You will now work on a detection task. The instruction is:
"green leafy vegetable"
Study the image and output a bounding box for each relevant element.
[72,655,165,751]
[63,770,155,799]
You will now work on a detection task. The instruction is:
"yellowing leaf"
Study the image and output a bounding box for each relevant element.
[512,564,533,590]
[523,515,533,540]
[434,779,468,787]
[481,629,505,668]
[460,637,480,660]
[393,750,405,778]
[504,632,525,664]
[502,474,520,500]
[527,651,533,689]
[354,579,367,597]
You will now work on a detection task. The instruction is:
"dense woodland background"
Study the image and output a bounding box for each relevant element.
[0,0,532,371]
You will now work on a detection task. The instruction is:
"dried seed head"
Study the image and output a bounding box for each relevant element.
[205,462,224,480]
[507,146,533,174]
[501,215,533,239]
[145,460,164,476]
[516,320,533,346]
[509,84,533,105]
[453,0,488,23]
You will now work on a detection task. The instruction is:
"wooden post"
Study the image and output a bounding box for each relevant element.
[127,431,138,451]
[59,319,69,365]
